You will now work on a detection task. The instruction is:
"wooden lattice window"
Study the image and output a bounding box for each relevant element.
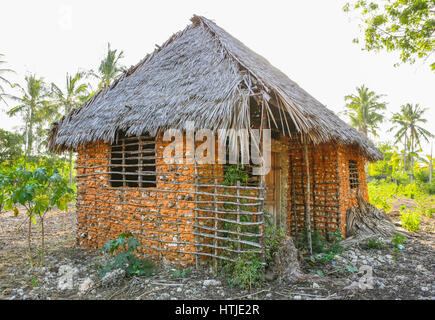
[348,160,359,189]
[110,133,156,188]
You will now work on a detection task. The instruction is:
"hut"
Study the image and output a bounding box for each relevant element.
[49,15,382,266]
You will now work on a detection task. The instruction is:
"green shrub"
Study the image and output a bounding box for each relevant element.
[264,213,285,266]
[228,253,264,290]
[368,180,430,212]
[364,238,384,250]
[298,229,344,264]
[415,198,435,218]
[368,180,395,211]
[99,233,154,278]
[172,268,191,278]
[400,209,421,232]
[425,181,435,195]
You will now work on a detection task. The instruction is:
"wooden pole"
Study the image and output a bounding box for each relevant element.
[303,142,313,255]
[236,180,241,258]
[213,178,218,271]
[194,162,199,269]
[259,181,265,264]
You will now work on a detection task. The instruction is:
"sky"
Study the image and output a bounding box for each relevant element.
[0,0,434,155]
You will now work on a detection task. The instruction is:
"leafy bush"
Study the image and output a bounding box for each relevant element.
[400,209,421,232]
[298,228,344,264]
[0,165,73,265]
[172,268,191,278]
[425,181,435,195]
[363,238,384,250]
[368,180,430,212]
[263,213,285,266]
[218,211,284,290]
[226,253,264,290]
[1,155,76,185]
[415,198,435,218]
[368,180,396,211]
[99,233,154,278]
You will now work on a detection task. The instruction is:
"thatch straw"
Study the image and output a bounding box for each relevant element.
[49,15,382,161]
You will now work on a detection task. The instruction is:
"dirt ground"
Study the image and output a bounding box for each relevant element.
[0,200,434,300]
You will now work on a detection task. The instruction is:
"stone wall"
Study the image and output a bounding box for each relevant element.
[75,134,368,265]
[75,135,197,266]
[286,139,367,238]
[336,144,368,236]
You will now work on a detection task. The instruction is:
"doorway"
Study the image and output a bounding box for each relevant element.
[265,151,284,228]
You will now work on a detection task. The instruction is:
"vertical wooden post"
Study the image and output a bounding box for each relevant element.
[194,161,199,269]
[290,152,298,241]
[122,138,126,187]
[258,181,265,264]
[311,147,317,232]
[213,178,218,271]
[259,101,267,263]
[236,180,241,258]
[303,142,313,255]
[138,137,143,188]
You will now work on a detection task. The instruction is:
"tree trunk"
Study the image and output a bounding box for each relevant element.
[303,143,312,255]
[403,135,407,173]
[28,213,33,265]
[27,107,34,161]
[40,216,44,266]
[430,141,433,184]
[410,133,414,182]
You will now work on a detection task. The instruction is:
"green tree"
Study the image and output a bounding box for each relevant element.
[93,43,126,89]
[0,129,23,163]
[3,166,73,265]
[7,75,53,163]
[390,103,434,180]
[343,0,435,71]
[343,85,387,138]
[51,71,90,184]
[0,53,14,105]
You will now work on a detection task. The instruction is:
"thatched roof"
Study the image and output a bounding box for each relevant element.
[49,15,382,161]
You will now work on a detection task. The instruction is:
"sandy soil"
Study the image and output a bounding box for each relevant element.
[0,200,433,300]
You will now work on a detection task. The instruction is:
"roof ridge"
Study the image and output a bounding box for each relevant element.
[192,15,269,92]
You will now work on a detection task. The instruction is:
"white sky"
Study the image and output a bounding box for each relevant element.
[1,0,434,155]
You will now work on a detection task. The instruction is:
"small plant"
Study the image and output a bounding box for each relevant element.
[299,228,344,264]
[400,209,421,232]
[229,253,264,290]
[415,198,435,218]
[99,233,154,279]
[31,277,39,287]
[2,166,73,266]
[263,212,285,266]
[223,164,249,186]
[391,232,406,261]
[364,238,384,250]
[172,268,191,278]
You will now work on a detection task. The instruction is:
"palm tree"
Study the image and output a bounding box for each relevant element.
[51,71,90,184]
[343,85,387,138]
[0,53,15,105]
[7,74,51,163]
[390,103,434,181]
[93,43,126,89]
[390,111,410,172]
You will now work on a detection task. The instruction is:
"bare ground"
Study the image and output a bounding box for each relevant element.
[0,200,434,300]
